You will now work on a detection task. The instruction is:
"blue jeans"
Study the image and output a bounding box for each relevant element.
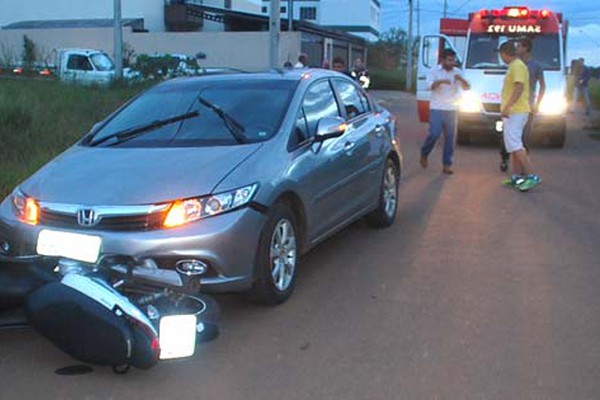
[422,109,456,166]
[573,86,591,114]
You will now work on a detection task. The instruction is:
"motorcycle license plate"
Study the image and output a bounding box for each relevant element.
[159,315,197,360]
[36,229,101,263]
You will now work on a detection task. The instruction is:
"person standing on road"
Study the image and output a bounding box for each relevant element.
[294,53,309,69]
[499,37,546,172]
[571,58,592,116]
[420,48,470,175]
[332,57,352,78]
[499,40,541,191]
[351,58,371,90]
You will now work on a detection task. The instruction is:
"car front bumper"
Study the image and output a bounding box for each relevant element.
[0,197,267,293]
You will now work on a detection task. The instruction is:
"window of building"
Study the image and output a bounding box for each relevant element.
[262,6,267,13]
[280,6,287,13]
[300,7,317,21]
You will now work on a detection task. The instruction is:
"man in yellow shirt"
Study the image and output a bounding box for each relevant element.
[499,40,541,192]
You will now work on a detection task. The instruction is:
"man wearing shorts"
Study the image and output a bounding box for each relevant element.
[499,41,541,191]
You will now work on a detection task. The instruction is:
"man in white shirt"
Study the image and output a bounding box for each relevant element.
[294,53,309,69]
[420,49,470,174]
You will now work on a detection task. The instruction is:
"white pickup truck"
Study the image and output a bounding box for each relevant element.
[50,48,118,85]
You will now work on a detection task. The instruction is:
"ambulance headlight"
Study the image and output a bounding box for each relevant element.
[538,94,568,115]
[458,92,481,113]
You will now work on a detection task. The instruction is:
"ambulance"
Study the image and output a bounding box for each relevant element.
[417,7,568,147]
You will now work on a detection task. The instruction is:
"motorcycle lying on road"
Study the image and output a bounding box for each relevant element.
[0,254,219,373]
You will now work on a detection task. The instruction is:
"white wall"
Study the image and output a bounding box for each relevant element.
[0,28,301,70]
[0,0,166,32]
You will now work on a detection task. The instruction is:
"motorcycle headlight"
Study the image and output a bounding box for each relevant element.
[11,189,40,225]
[538,94,568,115]
[458,92,481,113]
[163,184,258,228]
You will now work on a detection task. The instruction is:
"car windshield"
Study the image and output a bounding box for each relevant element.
[90,53,115,71]
[86,79,298,147]
[466,34,561,70]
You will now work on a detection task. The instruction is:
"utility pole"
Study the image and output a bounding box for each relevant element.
[443,0,448,18]
[417,0,420,38]
[113,0,123,79]
[288,0,293,31]
[269,0,281,68]
[406,0,413,92]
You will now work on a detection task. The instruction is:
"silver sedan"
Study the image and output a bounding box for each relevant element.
[0,69,402,304]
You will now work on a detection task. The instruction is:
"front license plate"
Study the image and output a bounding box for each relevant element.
[159,315,197,360]
[36,229,102,263]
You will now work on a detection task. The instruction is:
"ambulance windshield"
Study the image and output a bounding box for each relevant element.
[466,34,561,70]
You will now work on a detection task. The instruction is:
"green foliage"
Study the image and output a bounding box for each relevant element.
[369,70,405,90]
[22,35,36,69]
[0,80,150,198]
[132,54,201,80]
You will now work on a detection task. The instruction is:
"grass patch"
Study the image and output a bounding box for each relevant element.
[0,80,151,199]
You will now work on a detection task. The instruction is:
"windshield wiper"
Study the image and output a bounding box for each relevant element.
[197,96,247,144]
[88,111,199,147]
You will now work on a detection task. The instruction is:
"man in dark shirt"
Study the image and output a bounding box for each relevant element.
[499,37,546,171]
[572,58,592,115]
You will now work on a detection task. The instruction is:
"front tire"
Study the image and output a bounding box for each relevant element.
[249,202,299,305]
[367,158,399,229]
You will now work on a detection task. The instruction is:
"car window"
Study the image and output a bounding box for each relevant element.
[90,53,115,72]
[333,79,367,120]
[291,108,309,148]
[301,80,341,139]
[89,79,298,147]
[67,55,93,71]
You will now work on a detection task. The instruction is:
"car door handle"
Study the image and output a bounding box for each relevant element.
[344,141,355,152]
[375,125,384,136]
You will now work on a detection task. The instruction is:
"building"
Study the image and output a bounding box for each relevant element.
[0,0,368,70]
[261,0,381,41]
[0,0,260,33]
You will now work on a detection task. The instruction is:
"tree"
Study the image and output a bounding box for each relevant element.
[22,35,36,70]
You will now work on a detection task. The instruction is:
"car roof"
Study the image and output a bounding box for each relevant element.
[159,68,352,89]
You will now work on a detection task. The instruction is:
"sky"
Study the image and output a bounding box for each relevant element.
[380,0,600,66]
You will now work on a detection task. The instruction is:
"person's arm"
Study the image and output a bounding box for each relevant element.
[454,71,471,90]
[534,70,546,113]
[501,82,524,118]
[427,70,451,91]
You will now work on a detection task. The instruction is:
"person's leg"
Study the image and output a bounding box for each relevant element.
[522,113,532,153]
[572,86,581,113]
[442,111,456,171]
[584,86,592,115]
[421,109,443,168]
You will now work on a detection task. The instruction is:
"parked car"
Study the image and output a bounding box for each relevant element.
[0,69,402,304]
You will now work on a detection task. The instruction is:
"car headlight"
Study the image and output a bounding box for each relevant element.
[163,184,258,228]
[538,94,567,115]
[11,189,40,225]
[458,92,481,113]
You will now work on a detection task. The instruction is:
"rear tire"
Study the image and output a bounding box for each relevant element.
[249,202,299,305]
[367,158,399,229]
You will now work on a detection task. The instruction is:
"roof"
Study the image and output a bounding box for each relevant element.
[180,3,367,46]
[2,18,145,30]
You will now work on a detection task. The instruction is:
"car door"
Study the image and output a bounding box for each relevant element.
[64,53,94,83]
[331,78,383,213]
[288,79,362,242]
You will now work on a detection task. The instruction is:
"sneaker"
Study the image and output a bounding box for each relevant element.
[518,175,542,192]
[420,155,428,169]
[500,159,509,172]
[501,175,525,188]
[442,166,454,175]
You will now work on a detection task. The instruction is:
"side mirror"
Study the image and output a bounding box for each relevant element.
[315,117,347,142]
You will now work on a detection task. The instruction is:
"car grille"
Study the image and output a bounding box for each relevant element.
[40,210,167,232]
[483,103,501,114]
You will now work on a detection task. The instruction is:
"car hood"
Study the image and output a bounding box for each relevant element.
[20,144,262,205]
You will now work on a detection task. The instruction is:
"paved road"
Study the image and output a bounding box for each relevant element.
[1,92,599,400]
